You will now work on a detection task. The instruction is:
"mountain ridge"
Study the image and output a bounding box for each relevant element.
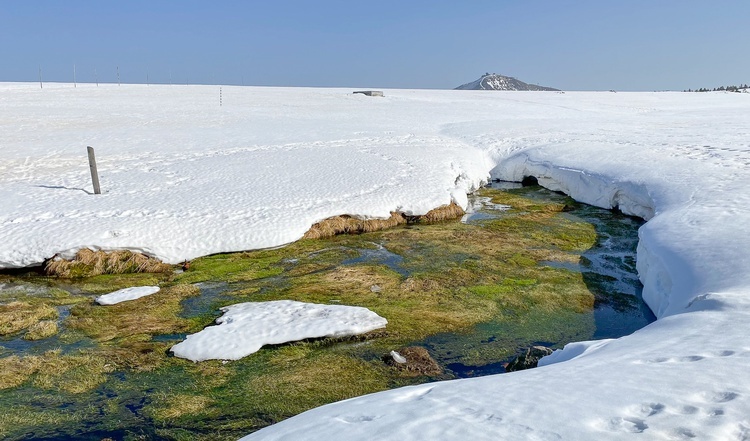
[455,73,558,91]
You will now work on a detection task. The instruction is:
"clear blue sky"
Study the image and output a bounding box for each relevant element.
[1,0,748,90]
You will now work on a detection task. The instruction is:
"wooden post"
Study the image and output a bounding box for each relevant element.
[87,146,101,195]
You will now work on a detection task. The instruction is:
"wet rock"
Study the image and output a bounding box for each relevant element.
[505,346,554,372]
[383,346,442,377]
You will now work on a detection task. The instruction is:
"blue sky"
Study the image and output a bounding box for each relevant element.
[1,0,748,90]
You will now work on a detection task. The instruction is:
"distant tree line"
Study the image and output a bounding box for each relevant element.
[685,84,749,92]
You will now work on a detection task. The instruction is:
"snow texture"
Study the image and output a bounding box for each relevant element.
[170,300,388,362]
[95,286,160,305]
[2,83,750,440]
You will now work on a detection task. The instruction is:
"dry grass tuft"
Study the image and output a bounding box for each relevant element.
[303,203,464,240]
[413,202,465,223]
[0,302,58,336]
[303,212,407,239]
[383,346,442,377]
[24,320,58,341]
[0,355,43,389]
[44,249,172,277]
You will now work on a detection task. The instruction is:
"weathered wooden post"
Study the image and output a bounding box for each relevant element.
[87,146,101,195]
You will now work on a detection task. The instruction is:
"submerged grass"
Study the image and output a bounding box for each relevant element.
[0,404,84,439]
[67,284,201,342]
[0,349,114,393]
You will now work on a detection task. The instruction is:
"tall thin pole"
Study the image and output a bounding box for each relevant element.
[87,146,101,195]
[39,66,43,89]
[73,63,76,88]
[95,68,98,87]
[117,66,120,86]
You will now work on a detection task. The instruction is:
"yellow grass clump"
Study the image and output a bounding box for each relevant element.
[0,302,58,336]
[303,212,407,239]
[413,202,466,223]
[0,354,43,390]
[44,249,172,277]
[23,320,58,341]
[303,203,464,240]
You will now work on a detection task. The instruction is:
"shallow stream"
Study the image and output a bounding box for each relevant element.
[0,184,655,440]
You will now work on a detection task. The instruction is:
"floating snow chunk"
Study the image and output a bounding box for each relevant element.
[95,286,160,305]
[170,300,388,362]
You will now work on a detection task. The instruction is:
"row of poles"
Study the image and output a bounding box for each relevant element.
[40,65,121,89]
[38,65,245,90]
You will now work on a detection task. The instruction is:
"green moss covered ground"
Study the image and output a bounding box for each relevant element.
[0,186,648,440]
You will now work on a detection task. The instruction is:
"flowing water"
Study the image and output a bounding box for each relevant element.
[0,184,655,440]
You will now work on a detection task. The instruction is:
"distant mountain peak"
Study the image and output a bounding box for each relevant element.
[455,73,558,91]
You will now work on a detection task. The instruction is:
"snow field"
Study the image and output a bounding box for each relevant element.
[2,83,750,440]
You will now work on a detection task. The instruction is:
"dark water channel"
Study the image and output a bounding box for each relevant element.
[422,182,655,377]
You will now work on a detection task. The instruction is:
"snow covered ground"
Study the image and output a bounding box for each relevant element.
[170,300,387,362]
[2,83,750,439]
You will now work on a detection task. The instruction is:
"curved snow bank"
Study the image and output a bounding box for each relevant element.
[241,92,750,440]
[492,153,655,220]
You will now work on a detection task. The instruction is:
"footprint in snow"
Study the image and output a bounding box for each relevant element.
[604,416,648,433]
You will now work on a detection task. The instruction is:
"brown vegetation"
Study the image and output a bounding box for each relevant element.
[383,346,443,377]
[303,212,407,239]
[303,203,464,239]
[410,202,466,223]
[44,249,172,277]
